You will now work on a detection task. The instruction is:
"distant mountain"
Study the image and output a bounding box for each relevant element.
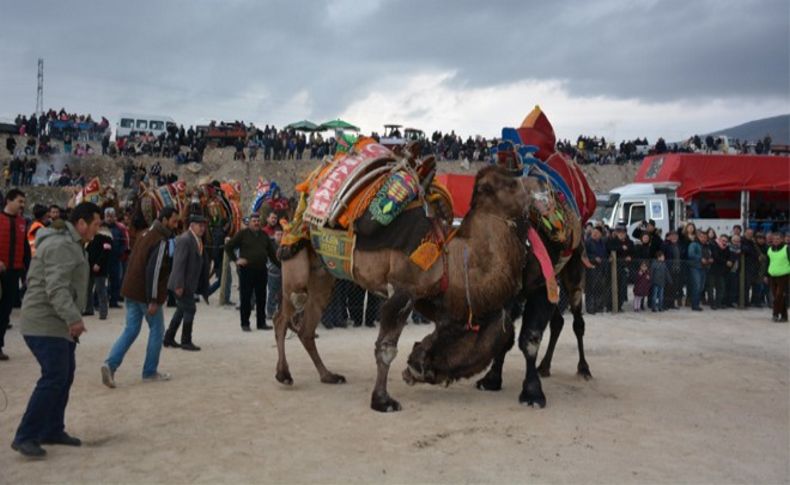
[703,114,790,145]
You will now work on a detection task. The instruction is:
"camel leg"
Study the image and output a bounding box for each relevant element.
[562,250,593,380]
[371,290,413,412]
[518,289,555,408]
[274,252,311,385]
[297,271,346,384]
[537,308,563,377]
[570,301,593,380]
[475,298,520,391]
[274,297,295,385]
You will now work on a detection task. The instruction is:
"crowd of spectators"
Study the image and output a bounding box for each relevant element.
[14,108,110,141]
[582,219,789,320]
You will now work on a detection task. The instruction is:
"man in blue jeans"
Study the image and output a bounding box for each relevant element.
[101,207,179,388]
[12,202,102,459]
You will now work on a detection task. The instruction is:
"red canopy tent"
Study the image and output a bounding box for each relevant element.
[635,154,790,200]
[436,173,475,218]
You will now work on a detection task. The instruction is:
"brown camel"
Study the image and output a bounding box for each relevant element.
[403,171,593,408]
[274,165,530,412]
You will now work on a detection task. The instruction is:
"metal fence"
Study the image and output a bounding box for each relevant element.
[211,247,771,324]
[580,251,771,314]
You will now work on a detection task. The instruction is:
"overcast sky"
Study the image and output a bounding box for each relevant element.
[1,0,788,142]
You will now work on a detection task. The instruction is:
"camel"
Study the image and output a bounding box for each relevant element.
[274,165,530,412]
[403,171,593,408]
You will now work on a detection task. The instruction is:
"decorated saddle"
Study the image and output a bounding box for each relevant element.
[281,137,454,280]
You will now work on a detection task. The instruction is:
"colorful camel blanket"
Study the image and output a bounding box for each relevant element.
[304,141,395,226]
[310,225,355,281]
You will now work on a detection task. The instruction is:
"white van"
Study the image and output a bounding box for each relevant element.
[116,113,177,139]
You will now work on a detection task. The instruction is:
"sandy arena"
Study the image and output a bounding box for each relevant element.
[1,301,788,483]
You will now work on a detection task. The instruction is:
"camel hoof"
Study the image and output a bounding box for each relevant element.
[371,394,402,413]
[321,373,346,384]
[519,383,546,408]
[276,370,293,386]
[537,365,552,378]
[475,375,502,392]
[578,366,593,381]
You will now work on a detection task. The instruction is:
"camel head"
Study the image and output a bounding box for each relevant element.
[402,310,514,386]
[468,165,529,222]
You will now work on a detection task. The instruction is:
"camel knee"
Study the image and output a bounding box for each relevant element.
[375,343,398,366]
[290,291,308,312]
[519,330,543,358]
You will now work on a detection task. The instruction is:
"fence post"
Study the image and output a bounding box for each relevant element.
[610,250,619,313]
[219,249,230,306]
[739,252,745,309]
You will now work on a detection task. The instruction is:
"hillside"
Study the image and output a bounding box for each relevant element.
[703,114,790,145]
[1,137,640,210]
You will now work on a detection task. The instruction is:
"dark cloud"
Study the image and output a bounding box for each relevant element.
[0,0,786,126]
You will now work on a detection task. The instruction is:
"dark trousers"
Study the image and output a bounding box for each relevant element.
[14,337,76,444]
[725,271,740,306]
[239,266,268,328]
[707,272,726,308]
[770,275,788,319]
[108,258,122,306]
[0,269,22,349]
[322,280,353,327]
[166,294,198,344]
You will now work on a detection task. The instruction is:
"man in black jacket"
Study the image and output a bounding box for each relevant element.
[165,215,209,350]
[708,235,730,309]
[662,231,682,309]
[84,223,112,319]
[607,224,633,311]
[632,219,662,258]
[5,136,16,156]
[225,213,280,331]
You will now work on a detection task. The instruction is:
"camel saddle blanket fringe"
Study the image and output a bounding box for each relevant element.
[310,225,356,281]
[527,226,560,304]
[304,140,396,226]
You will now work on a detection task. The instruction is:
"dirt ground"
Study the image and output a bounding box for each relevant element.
[0,300,787,484]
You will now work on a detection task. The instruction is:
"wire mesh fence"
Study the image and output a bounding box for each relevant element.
[579,251,772,314]
[212,243,773,325]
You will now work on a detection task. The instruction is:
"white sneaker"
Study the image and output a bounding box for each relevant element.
[143,372,172,382]
[101,364,116,389]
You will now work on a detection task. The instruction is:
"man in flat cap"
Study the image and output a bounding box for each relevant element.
[164,214,209,351]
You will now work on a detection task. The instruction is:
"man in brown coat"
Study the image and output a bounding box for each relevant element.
[101,207,179,388]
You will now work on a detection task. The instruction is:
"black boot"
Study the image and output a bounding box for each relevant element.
[181,321,201,351]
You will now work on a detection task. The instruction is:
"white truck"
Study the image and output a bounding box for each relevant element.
[116,113,177,139]
[594,153,789,239]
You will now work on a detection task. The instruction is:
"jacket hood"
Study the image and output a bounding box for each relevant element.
[35,220,81,246]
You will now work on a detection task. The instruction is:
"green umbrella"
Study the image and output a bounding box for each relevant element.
[320,119,360,131]
[284,120,319,131]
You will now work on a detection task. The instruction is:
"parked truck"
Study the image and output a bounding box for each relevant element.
[594,153,789,239]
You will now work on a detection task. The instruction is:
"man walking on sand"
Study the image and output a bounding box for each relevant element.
[225,213,280,331]
[164,214,209,350]
[101,208,179,388]
[11,202,101,459]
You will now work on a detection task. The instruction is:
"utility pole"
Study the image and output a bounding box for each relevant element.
[36,58,44,139]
